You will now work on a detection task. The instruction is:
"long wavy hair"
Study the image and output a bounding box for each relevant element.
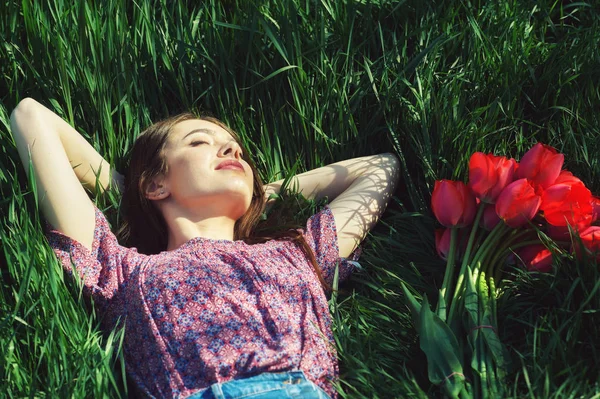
[115,112,332,293]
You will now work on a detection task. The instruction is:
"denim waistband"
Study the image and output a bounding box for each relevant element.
[187,370,331,399]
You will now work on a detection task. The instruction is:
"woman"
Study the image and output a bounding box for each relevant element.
[10,98,400,399]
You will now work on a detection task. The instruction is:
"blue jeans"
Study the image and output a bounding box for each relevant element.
[188,370,332,399]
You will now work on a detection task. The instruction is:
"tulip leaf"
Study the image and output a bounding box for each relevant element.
[401,282,422,332]
[464,266,480,326]
[464,266,485,380]
[480,313,511,372]
[419,296,468,398]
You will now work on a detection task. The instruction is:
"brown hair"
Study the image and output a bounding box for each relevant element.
[115,112,333,293]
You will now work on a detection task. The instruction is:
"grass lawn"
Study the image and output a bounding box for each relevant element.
[1,0,599,397]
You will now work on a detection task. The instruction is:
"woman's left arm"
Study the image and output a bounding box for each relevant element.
[264,153,401,258]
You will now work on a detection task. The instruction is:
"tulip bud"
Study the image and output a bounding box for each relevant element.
[469,152,517,203]
[480,204,501,231]
[435,228,451,260]
[435,227,469,260]
[495,179,542,228]
[515,143,564,192]
[515,244,553,272]
[431,180,477,228]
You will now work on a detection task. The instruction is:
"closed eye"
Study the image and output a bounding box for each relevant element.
[190,141,208,146]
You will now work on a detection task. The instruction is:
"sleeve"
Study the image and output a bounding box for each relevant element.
[302,205,363,288]
[44,204,148,314]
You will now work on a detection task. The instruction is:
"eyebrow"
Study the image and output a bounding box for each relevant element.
[181,129,218,141]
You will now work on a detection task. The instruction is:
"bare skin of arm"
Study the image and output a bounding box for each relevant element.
[114,151,400,258]
[13,97,399,257]
[264,154,401,258]
[10,98,118,251]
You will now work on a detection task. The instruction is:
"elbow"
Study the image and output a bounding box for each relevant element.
[379,153,401,187]
[380,152,401,173]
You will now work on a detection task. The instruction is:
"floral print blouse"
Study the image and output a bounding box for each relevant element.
[45,204,361,398]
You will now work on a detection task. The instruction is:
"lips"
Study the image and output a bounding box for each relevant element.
[215,160,244,171]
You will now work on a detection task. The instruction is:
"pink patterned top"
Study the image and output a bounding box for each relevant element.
[45,204,361,398]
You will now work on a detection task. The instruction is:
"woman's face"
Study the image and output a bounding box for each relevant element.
[160,119,254,219]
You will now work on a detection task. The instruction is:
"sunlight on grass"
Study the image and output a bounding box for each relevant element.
[1,0,599,397]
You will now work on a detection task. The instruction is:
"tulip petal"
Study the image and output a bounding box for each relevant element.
[480,204,501,230]
[575,226,600,259]
[554,170,582,185]
[541,184,571,211]
[432,180,475,228]
[537,153,564,189]
[458,186,477,226]
[432,180,463,227]
[542,182,593,227]
[496,179,541,228]
[517,244,552,272]
[516,143,564,190]
[469,152,498,202]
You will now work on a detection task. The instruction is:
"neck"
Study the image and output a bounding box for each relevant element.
[160,200,239,251]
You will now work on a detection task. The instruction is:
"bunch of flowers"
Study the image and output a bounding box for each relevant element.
[402,143,600,398]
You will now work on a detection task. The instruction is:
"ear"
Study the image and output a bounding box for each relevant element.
[144,176,169,200]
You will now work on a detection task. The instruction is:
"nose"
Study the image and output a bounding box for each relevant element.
[219,140,243,159]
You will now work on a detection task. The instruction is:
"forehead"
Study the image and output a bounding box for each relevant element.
[169,119,235,144]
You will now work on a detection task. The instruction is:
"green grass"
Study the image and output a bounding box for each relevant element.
[1,0,600,397]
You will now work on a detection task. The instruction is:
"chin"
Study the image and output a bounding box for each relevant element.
[226,193,253,217]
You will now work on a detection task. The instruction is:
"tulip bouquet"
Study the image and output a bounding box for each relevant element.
[402,143,600,398]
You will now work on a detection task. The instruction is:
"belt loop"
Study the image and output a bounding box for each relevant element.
[294,369,307,384]
[296,369,308,380]
[210,382,225,399]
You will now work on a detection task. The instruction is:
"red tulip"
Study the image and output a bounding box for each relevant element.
[468,152,517,203]
[435,228,451,260]
[480,204,501,231]
[435,227,470,260]
[580,226,600,251]
[515,143,564,193]
[574,226,600,259]
[592,196,600,223]
[515,244,553,272]
[554,170,582,185]
[541,181,593,228]
[431,180,477,228]
[495,179,542,228]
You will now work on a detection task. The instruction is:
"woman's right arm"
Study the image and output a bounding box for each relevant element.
[10,98,119,251]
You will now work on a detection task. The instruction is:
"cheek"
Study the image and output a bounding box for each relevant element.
[169,156,209,190]
[246,170,255,189]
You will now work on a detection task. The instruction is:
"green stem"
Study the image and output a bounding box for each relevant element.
[477,270,486,399]
[446,205,485,323]
[480,335,487,399]
[485,352,495,398]
[438,227,459,315]
[484,230,536,278]
[488,276,498,334]
[446,207,495,324]
[486,276,499,397]
[492,239,547,282]
[469,222,509,278]
[473,362,480,399]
